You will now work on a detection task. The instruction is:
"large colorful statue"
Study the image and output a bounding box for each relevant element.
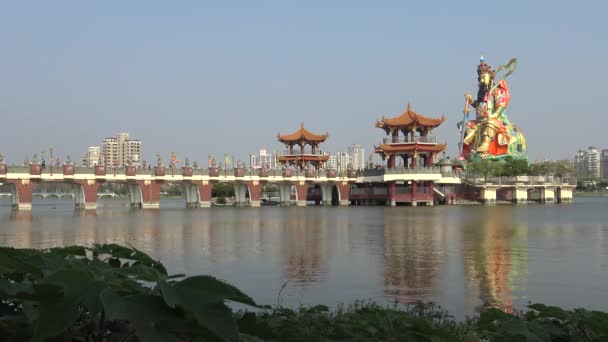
[459,57,527,161]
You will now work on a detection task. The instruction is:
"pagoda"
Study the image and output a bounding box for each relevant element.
[375,103,447,168]
[277,123,329,169]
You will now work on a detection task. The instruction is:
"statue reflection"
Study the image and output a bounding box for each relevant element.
[281,208,328,286]
[382,209,444,303]
[462,207,528,313]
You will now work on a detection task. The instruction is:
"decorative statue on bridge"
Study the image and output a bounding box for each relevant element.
[459,57,527,161]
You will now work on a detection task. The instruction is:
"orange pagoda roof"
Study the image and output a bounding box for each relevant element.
[277,123,329,143]
[374,143,447,153]
[376,103,445,129]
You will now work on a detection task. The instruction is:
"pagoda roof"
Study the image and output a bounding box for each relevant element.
[376,103,445,129]
[277,123,328,143]
[374,142,447,153]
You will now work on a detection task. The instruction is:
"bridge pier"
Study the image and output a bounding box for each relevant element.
[294,182,308,207]
[481,186,497,204]
[6,179,34,211]
[233,183,248,207]
[557,186,573,203]
[278,183,292,206]
[336,182,351,206]
[320,183,333,206]
[73,180,100,210]
[128,180,161,208]
[539,187,555,203]
[195,181,213,207]
[183,182,199,208]
[514,185,528,204]
[245,181,264,207]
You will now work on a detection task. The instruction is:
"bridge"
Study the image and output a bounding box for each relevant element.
[0,163,575,210]
[0,164,356,210]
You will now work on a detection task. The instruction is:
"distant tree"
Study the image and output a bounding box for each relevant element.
[500,157,530,177]
[212,183,234,197]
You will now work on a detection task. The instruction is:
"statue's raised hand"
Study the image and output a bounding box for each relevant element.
[465,92,474,104]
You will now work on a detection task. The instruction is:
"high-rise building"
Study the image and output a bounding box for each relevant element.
[601,149,608,179]
[573,146,601,178]
[250,149,279,169]
[327,152,351,170]
[102,132,141,167]
[348,144,365,170]
[83,146,101,167]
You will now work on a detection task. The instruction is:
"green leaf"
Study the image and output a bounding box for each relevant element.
[93,244,167,276]
[100,289,183,342]
[159,276,256,341]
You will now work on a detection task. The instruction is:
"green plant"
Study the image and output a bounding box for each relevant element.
[0,244,256,341]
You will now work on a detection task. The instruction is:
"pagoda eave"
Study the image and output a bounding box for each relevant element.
[277,155,330,162]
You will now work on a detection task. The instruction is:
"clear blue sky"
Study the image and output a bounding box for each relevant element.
[1,1,605,164]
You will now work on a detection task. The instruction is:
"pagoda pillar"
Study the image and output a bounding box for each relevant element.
[6,179,35,211]
[411,154,417,168]
[73,180,100,210]
[428,181,435,206]
[392,129,399,143]
[411,181,418,206]
[388,154,396,168]
[388,181,396,206]
[312,144,317,155]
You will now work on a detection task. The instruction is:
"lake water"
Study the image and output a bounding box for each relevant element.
[1,197,607,318]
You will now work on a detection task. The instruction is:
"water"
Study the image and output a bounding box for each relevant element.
[1,197,607,318]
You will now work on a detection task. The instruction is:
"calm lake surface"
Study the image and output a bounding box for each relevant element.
[1,197,607,318]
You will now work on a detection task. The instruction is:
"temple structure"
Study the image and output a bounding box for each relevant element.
[375,103,447,168]
[277,123,329,169]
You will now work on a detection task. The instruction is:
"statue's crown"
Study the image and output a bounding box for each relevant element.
[477,59,495,78]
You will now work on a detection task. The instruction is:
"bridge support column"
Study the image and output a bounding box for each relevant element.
[73,180,100,210]
[481,187,496,204]
[278,183,292,206]
[514,186,528,204]
[196,181,213,207]
[294,182,308,207]
[557,186,573,203]
[245,181,264,207]
[129,180,161,209]
[320,184,333,206]
[233,183,248,206]
[336,182,351,206]
[539,187,555,203]
[6,179,34,211]
[183,183,199,208]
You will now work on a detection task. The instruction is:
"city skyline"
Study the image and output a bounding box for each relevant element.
[0,1,606,163]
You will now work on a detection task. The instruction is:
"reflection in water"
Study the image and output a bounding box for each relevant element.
[462,207,528,313]
[281,209,328,285]
[382,209,445,303]
[0,198,607,317]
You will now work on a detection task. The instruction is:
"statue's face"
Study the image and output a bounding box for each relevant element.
[479,73,492,87]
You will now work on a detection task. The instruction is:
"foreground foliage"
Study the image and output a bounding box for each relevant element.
[1,245,607,341]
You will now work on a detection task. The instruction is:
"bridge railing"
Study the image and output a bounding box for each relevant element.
[462,174,577,186]
[357,167,442,177]
[382,135,437,144]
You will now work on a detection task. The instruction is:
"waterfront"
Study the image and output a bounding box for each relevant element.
[0,197,607,318]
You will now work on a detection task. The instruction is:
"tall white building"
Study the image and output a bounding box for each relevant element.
[102,132,141,167]
[327,152,351,170]
[83,146,101,167]
[573,146,601,178]
[601,149,608,179]
[348,144,365,170]
[250,149,279,169]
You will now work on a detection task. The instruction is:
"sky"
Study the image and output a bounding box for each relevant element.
[1,0,606,165]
